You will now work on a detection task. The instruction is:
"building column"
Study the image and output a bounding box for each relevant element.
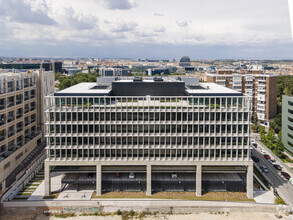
[96,164,102,196]
[44,162,51,196]
[196,165,202,196]
[146,164,152,196]
[247,164,254,199]
[2,181,6,194]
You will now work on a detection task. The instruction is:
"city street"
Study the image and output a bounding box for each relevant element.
[252,139,293,205]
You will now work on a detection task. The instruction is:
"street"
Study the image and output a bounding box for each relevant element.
[252,139,293,205]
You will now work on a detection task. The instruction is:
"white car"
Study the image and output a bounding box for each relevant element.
[260,150,266,155]
[129,173,135,179]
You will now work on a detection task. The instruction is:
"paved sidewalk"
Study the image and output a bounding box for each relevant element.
[254,191,275,204]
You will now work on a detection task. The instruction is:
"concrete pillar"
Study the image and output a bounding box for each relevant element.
[96,164,102,196]
[2,180,6,194]
[44,162,51,196]
[196,165,202,196]
[146,164,152,196]
[247,164,254,199]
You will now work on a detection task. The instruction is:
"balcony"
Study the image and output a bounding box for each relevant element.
[0,89,4,94]
[24,108,29,114]
[0,105,4,110]
[25,121,30,126]
[7,88,14,93]
[16,100,22,105]
[24,84,29,88]
[31,119,36,123]
[16,113,22,119]
[31,107,36,111]
[16,86,22,91]
[24,96,29,101]
[8,131,15,138]
[0,121,4,126]
[30,95,35,99]
[7,116,14,123]
[0,136,5,142]
[7,102,14,108]
[17,127,23,133]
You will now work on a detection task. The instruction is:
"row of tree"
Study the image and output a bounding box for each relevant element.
[260,127,284,158]
[55,72,99,91]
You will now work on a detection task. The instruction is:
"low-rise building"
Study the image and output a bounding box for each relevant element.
[282,95,293,154]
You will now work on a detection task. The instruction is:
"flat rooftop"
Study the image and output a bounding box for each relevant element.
[54,77,242,97]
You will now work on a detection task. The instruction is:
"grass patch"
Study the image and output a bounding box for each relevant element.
[275,197,286,205]
[17,192,32,196]
[31,180,42,183]
[92,191,254,202]
[281,154,293,163]
[43,193,59,200]
[13,197,28,200]
[53,213,76,218]
[26,184,40,187]
[81,210,156,220]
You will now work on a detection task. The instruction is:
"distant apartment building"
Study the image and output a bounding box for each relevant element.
[44,76,253,199]
[0,69,54,195]
[282,95,293,154]
[99,67,130,77]
[207,70,277,125]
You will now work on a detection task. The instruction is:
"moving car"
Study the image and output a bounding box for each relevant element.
[268,159,276,164]
[251,156,259,162]
[260,150,266,155]
[260,165,268,173]
[281,172,291,180]
[263,154,271,160]
[273,164,282,171]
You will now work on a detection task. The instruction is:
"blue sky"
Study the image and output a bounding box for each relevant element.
[0,0,292,59]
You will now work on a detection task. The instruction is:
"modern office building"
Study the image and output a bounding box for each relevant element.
[282,95,293,154]
[146,68,170,76]
[0,62,62,74]
[99,67,130,77]
[207,70,277,126]
[179,56,191,67]
[45,76,253,198]
[0,69,55,195]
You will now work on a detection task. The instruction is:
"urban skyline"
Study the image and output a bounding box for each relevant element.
[0,0,292,59]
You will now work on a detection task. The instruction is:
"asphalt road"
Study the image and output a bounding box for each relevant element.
[252,140,293,205]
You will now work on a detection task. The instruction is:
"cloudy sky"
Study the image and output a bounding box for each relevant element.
[0,0,292,59]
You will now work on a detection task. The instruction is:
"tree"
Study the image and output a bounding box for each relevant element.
[270,113,282,134]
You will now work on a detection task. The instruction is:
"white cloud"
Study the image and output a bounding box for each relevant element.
[176,20,191,28]
[111,21,138,32]
[154,12,164,17]
[100,0,136,10]
[0,0,56,25]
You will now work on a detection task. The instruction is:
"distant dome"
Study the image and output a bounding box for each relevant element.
[179,56,191,67]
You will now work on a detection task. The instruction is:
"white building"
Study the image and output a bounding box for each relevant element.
[44,77,253,198]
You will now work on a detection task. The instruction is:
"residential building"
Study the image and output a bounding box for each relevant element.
[44,76,253,198]
[0,69,54,195]
[207,70,277,126]
[282,95,293,154]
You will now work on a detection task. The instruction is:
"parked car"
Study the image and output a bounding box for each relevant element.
[260,150,266,155]
[273,164,282,171]
[171,173,178,179]
[263,154,271,160]
[251,156,259,162]
[281,172,291,180]
[129,173,135,179]
[268,159,276,164]
[260,165,268,173]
